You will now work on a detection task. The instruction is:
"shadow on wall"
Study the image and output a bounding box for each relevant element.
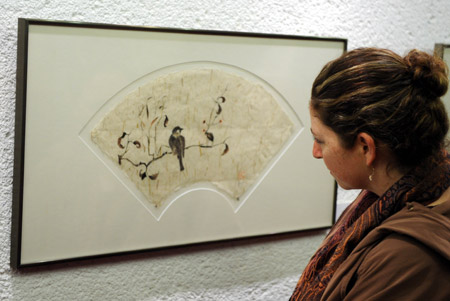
[10,229,327,300]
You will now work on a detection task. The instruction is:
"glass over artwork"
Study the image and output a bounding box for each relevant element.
[437,45,450,127]
[12,19,343,268]
[83,62,301,219]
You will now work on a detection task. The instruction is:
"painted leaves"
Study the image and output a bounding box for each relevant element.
[90,67,296,211]
[116,92,230,188]
[202,95,229,156]
[140,170,159,180]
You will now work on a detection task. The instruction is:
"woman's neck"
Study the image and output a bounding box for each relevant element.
[367,164,404,197]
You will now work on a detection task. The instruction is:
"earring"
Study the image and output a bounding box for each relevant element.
[369,167,375,182]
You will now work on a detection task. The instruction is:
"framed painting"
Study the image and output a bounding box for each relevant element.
[11,18,346,268]
[435,44,450,119]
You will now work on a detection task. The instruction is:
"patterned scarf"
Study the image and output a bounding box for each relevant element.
[290,154,450,301]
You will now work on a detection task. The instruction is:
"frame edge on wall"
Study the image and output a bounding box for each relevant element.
[10,18,346,269]
[11,18,30,270]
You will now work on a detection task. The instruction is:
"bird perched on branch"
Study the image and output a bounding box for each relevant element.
[169,126,185,171]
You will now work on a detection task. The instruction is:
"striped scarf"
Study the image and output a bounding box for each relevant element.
[290,154,450,301]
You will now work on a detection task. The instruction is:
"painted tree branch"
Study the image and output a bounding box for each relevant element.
[117,93,229,181]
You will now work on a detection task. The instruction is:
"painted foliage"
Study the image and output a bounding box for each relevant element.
[91,68,294,208]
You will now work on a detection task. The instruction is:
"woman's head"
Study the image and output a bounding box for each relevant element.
[311,47,449,172]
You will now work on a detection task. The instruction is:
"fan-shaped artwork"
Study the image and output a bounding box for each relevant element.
[91,67,296,211]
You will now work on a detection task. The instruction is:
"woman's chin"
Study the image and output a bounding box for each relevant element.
[336,181,355,191]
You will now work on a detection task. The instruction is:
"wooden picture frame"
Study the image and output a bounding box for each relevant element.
[435,44,450,118]
[12,18,345,268]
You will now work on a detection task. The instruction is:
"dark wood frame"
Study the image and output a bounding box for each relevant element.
[12,18,345,269]
[434,43,449,58]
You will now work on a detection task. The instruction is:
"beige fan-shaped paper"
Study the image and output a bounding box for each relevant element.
[91,68,294,208]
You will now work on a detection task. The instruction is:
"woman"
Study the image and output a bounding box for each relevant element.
[290,48,450,300]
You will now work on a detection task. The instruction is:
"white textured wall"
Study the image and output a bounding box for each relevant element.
[2,1,450,300]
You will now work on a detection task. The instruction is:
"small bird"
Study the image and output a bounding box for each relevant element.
[169,126,185,171]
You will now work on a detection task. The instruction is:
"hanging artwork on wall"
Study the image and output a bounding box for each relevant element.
[89,66,296,217]
[435,44,450,124]
[11,18,346,268]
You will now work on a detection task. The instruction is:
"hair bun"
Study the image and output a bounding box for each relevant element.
[404,49,448,98]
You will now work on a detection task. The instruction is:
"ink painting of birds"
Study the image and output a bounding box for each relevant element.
[169,126,185,171]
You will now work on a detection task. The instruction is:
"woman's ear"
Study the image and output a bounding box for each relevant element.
[356,133,376,166]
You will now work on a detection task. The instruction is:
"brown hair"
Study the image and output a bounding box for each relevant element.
[311,47,449,171]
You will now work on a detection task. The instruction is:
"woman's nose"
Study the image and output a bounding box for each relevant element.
[312,141,323,159]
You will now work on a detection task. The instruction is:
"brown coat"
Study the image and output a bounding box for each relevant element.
[321,200,450,301]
